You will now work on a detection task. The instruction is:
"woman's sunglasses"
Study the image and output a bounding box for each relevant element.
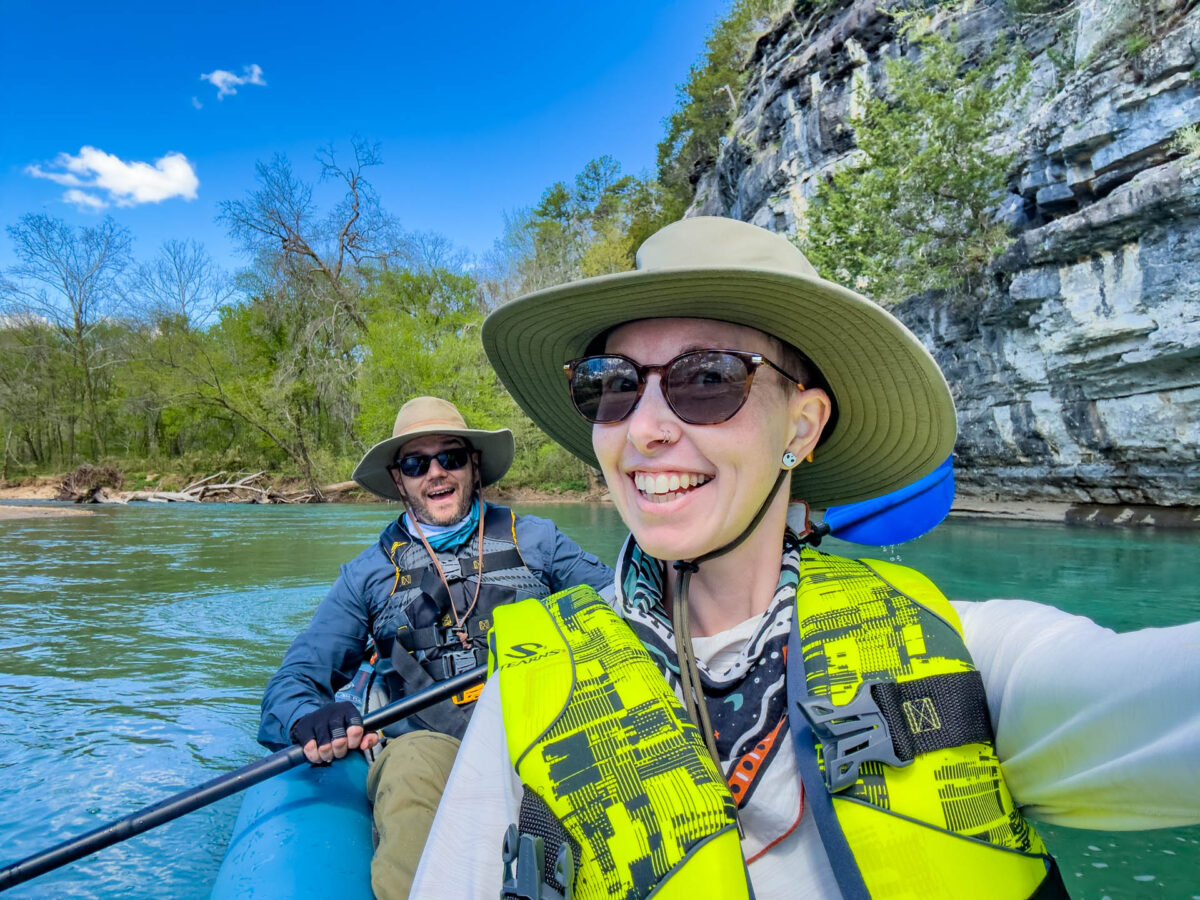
[393,447,472,478]
[563,349,802,426]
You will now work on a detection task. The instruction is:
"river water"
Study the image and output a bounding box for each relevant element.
[0,501,1197,899]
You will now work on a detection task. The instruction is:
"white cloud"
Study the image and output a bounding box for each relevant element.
[25,165,85,188]
[62,189,107,211]
[25,146,200,209]
[201,64,266,99]
[192,96,203,110]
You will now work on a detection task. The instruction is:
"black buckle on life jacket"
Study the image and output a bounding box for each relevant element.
[797,680,911,792]
[436,646,486,680]
[798,671,994,793]
[501,824,574,900]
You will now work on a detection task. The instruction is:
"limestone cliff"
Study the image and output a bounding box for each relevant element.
[691,0,1200,506]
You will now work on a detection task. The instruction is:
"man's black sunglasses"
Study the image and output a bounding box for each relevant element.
[393,447,472,478]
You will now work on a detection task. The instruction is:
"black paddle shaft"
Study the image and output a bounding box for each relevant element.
[0,665,486,892]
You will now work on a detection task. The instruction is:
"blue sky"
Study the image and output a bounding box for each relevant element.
[0,0,732,273]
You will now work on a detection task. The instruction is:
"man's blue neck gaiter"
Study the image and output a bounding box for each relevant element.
[404,497,485,552]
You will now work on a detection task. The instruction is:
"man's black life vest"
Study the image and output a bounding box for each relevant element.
[372,504,550,738]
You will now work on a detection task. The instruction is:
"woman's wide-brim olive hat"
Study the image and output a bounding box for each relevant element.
[482,216,956,509]
[352,396,515,501]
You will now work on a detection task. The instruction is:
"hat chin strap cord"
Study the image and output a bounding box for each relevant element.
[671,467,790,782]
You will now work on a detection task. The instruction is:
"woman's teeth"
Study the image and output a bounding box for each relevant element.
[633,472,710,501]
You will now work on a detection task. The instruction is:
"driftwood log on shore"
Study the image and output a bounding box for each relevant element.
[74,471,362,505]
[94,488,197,504]
[15,465,366,505]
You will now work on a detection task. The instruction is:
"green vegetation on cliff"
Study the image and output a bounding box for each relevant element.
[803,29,1026,302]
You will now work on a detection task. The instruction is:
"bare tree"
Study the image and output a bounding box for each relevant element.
[197,138,401,497]
[127,239,234,330]
[2,214,132,458]
[218,137,394,329]
[400,229,472,275]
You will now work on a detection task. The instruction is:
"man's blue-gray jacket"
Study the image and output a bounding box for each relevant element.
[258,509,613,748]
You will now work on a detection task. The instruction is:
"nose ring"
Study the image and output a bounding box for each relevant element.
[626,426,677,445]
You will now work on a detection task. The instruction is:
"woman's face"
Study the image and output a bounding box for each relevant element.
[592,317,826,561]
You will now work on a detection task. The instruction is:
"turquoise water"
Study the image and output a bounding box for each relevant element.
[0,501,1197,898]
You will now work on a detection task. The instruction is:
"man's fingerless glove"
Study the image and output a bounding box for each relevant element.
[289,701,363,747]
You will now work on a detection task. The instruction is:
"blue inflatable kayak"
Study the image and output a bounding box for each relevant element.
[211,753,374,898]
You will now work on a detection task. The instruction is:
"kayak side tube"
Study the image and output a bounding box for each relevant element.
[211,754,374,899]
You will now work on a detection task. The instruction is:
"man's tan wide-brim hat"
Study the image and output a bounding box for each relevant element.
[482,216,956,509]
[352,396,515,501]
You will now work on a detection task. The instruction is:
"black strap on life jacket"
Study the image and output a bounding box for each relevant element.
[389,506,525,656]
[375,638,481,736]
[396,558,520,655]
[786,622,871,900]
[391,547,526,603]
[795,670,993,792]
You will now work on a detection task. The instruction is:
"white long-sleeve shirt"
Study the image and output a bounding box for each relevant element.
[411,598,1200,898]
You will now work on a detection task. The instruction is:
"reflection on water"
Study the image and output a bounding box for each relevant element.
[0,501,1197,898]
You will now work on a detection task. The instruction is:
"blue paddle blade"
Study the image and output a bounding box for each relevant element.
[822,456,955,545]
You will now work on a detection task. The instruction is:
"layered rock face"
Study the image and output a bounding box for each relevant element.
[692,0,1200,505]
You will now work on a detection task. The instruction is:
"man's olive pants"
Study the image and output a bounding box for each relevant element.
[366,731,460,900]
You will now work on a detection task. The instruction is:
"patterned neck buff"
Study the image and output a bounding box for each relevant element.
[403,498,484,552]
[613,534,802,807]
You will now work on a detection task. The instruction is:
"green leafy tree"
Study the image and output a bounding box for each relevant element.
[520,157,640,289]
[478,157,676,490]
[356,269,499,438]
[120,240,238,460]
[482,157,669,307]
[367,270,581,488]
[2,215,133,459]
[173,299,317,473]
[0,317,74,469]
[803,31,1025,302]
[356,268,593,493]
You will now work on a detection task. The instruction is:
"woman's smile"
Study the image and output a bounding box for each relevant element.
[631,470,712,503]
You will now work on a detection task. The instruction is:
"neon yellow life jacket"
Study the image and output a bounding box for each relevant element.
[493,550,1066,899]
[788,548,1061,899]
[489,585,751,900]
